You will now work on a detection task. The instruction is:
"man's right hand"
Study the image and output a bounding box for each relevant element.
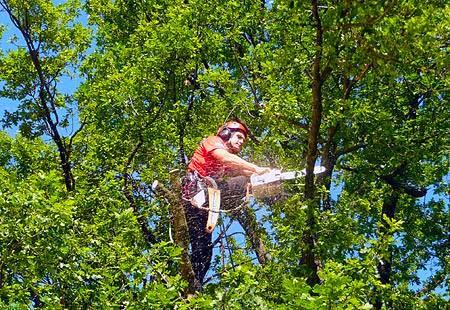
[255,166,272,175]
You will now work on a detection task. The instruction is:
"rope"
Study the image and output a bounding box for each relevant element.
[181,195,250,213]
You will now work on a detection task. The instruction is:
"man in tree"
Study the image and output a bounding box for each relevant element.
[182,119,271,285]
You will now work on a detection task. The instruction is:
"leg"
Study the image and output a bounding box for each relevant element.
[219,175,249,210]
[184,202,213,284]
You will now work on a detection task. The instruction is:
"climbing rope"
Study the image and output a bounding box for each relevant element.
[181,195,249,213]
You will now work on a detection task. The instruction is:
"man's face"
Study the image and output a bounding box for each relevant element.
[227,131,246,154]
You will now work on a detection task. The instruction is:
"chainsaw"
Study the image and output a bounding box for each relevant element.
[205,166,326,233]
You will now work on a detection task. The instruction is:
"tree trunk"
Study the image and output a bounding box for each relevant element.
[300,0,327,287]
[168,171,201,294]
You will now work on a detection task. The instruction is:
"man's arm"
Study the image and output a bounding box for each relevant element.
[227,168,256,177]
[211,149,270,175]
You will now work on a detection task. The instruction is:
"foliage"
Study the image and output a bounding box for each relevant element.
[0,0,448,308]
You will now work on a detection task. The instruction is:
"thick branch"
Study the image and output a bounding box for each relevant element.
[381,175,427,198]
[336,143,367,157]
[317,125,338,210]
[156,172,200,294]
[374,192,398,309]
[305,0,325,197]
[2,1,75,191]
[233,207,270,265]
[300,0,327,287]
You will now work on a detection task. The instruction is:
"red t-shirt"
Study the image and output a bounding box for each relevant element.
[188,136,231,178]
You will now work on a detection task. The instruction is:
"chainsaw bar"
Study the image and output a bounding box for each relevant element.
[251,166,326,187]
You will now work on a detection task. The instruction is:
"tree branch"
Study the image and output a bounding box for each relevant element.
[381,175,427,198]
[343,63,372,99]
[336,143,367,157]
[123,137,157,245]
[337,1,396,30]
[1,1,75,191]
[179,76,196,166]
[416,270,448,297]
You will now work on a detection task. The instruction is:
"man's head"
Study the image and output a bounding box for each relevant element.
[217,120,249,154]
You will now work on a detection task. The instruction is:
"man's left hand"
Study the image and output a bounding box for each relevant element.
[255,166,272,175]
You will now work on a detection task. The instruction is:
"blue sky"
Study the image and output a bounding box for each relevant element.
[0,11,20,136]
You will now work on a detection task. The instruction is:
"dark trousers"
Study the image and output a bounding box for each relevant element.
[184,175,249,285]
